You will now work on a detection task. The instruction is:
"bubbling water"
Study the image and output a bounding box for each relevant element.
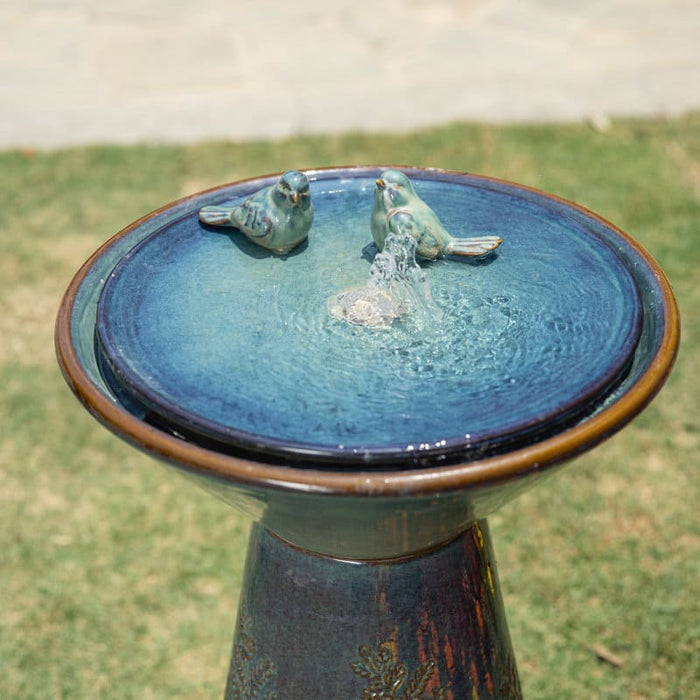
[327,231,442,331]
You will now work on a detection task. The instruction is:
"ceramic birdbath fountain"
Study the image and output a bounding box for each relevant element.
[56,166,678,698]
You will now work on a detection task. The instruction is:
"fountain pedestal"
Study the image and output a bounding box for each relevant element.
[56,167,678,698]
[228,522,519,698]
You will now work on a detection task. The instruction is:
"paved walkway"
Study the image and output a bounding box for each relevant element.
[2,0,699,149]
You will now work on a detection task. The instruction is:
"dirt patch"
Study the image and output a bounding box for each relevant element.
[0,279,63,365]
[665,140,700,199]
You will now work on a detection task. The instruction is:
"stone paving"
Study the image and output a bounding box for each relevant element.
[1,0,699,148]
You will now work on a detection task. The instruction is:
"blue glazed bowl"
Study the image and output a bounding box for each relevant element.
[56,166,679,558]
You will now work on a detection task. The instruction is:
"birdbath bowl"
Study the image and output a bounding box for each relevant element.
[56,166,678,698]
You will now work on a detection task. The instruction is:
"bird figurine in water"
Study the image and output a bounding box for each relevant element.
[371,169,502,260]
[199,170,314,254]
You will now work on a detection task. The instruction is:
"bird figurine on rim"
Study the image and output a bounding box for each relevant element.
[371,169,502,260]
[199,170,314,254]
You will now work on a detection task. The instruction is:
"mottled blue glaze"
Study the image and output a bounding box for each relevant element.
[62,166,676,558]
[96,171,641,467]
[59,167,678,697]
[227,522,520,698]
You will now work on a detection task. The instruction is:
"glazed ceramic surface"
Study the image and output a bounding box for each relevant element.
[57,166,678,558]
[56,166,679,696]
[198,170,313,254]
[226,522,520,698]
[95,169,641,468]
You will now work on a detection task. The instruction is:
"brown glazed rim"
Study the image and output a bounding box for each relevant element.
[55,166,680,497]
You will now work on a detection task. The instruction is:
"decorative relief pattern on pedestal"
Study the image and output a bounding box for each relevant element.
[226,613,278,700]
[350,642,448,699]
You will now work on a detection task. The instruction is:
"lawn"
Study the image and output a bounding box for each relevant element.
[1,114,698,698]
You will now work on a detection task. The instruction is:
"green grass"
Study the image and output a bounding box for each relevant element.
[1,115,698,698]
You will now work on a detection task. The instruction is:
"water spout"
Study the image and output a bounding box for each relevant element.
[327,230,441,330]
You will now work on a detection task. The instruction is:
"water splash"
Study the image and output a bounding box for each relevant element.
[327,231,442,330]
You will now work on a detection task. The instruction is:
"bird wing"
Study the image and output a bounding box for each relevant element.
[388,209,441,259]
[231,198,273,239]
[387,209,421,238]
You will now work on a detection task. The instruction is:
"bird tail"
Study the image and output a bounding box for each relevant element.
[198,205,233,227]
[446,235,502,257]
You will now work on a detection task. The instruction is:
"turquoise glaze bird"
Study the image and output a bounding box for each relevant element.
[199,170,314,254]
[371,170,502,260]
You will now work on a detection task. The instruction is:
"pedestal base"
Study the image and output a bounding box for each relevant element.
[226,521,521,698]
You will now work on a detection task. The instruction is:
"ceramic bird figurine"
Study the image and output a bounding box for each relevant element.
[199,170,314,254]
[371,170,502,260]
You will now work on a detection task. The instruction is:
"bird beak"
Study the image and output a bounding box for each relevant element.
[291,191,299,204]
[376,179,386,190]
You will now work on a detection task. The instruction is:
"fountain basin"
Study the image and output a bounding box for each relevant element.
[56,166,678,559]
